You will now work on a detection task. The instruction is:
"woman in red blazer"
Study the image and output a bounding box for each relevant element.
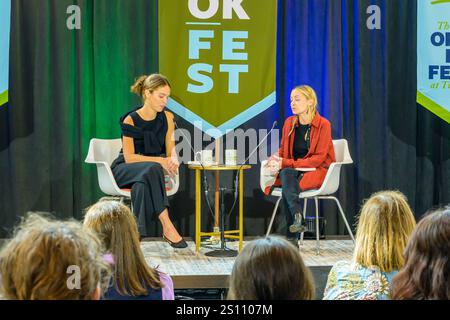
[265,85,335,244]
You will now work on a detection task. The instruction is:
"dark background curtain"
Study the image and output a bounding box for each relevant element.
[1,0,449,238]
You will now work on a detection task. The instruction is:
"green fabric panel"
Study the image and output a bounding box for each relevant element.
[2,0,158,228]
[77,0,159,214]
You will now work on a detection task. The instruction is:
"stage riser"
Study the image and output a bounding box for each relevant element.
[141,239,352,299]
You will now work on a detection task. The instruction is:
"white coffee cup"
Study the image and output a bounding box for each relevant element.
[225,149,237,166]
[195,150,214,165]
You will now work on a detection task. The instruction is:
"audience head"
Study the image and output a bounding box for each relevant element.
[83,199,162,296]
[353,190,416,272]
[228,236,315,300]
[0,213,110,300]
[391,206,450,299]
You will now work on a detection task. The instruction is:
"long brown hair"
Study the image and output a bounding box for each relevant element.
[227,236,315,300]
[130,73,171,100]
[353,190,416,272]
[84,199,162,296]
[0,213,111,300]
[391,206,450,299]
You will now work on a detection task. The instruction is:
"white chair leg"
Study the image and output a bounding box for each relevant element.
[300,198,308,246]
[315,197,320,255]
[123,197,133,212]
[330,196,355,242]
[120,197,133,212]
[265,197,282,238]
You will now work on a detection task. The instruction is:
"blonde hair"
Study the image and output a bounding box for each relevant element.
[289,85,318,136]
[0,213,111,300]
[130,74,171,100]
[353,190,416,272]
[228,236,315,300]
[83,199,162,296]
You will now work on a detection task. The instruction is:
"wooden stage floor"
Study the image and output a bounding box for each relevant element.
[140,239,354,290]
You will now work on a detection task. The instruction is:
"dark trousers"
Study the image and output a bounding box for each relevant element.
[279,168,303,239]
[112,161,169,236]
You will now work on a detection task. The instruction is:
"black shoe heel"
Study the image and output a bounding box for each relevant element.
[163,235,188,249]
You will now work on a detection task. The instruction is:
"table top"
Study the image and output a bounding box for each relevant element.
[187,163,251,171]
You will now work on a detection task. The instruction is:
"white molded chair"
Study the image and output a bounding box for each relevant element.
[85,138,179,200]
[261,139,355,254]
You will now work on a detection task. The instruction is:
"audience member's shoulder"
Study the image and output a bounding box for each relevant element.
[158,271,173,284]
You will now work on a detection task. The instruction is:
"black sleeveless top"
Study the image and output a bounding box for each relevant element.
[293,123,310,160]
[126,111,167,156]
[111,108,168,167]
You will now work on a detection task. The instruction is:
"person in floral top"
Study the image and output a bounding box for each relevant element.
[323,190,416,300]
[324,261,397,300]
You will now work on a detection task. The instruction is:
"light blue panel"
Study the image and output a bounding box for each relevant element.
[417,0,450,112]
[0,0,11,98]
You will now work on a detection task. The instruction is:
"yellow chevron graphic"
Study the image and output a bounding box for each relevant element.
[431,0,450,4]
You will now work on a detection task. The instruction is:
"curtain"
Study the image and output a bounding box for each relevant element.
[0,0,158,236]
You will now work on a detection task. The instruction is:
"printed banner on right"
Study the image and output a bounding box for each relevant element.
[417,0,450,123]
[0,0,10,107]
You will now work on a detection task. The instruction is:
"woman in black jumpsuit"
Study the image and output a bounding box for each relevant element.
[111,74,187,248]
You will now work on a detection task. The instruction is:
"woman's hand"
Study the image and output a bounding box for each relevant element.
[161,156,179,177]
[169,156,180,173]
[267,153,279,162]
[265,155,282,176]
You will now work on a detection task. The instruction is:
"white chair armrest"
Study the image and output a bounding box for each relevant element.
[260,160,277,192]
[166,173,179,196]
[95,162,130,197]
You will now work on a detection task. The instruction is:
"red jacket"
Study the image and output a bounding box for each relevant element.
[264,112,335,195]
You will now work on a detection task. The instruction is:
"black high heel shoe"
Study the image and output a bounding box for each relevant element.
[163,234,188,249]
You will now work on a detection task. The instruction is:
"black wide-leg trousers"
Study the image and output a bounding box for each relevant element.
[279,168,304,239]
[112,161,169,236]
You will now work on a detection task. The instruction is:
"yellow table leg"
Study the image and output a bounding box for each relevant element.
[195,169,201,254]
[239,168,244,251]
[214,171,220,228]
